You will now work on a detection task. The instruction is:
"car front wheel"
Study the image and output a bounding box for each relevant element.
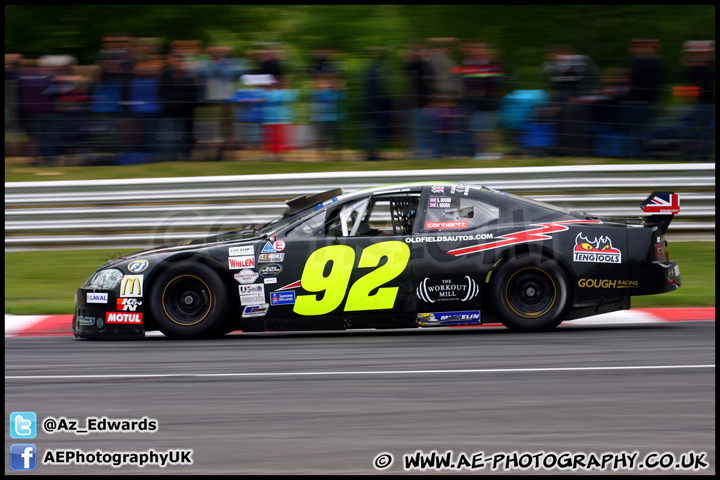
[149,263,231,339]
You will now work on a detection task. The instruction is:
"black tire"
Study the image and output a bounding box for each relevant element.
[149,262,231,339]
[490,256,571,332]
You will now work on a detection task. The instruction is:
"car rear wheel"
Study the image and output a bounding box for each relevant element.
[150,263,230,339]
[490,256,571,332]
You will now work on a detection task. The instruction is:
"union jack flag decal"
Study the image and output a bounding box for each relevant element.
[642,192,680,214]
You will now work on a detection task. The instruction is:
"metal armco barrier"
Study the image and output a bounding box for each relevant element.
[5,163,714,251]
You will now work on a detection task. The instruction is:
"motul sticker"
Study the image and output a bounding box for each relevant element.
[106,312,143,324]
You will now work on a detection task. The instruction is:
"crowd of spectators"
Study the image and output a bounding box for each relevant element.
[4,35,714,164]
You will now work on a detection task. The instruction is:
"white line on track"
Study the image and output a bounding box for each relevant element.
[5,364,714,381]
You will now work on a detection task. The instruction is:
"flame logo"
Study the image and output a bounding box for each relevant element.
[574,233,620,253]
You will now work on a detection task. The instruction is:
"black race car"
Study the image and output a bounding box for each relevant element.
[73,184,681,339]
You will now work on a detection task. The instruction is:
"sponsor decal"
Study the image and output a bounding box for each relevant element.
[229,245,254,256]
[259,253,284,263]
[127,259,149,273]
[228,256,255,269]
[425,220,468,230]
[450,184,470,195]
[240,294,265,306]
[573,233,621,264]
[239,284,265,295]
[86,292,108,304]
[406,233,493,243]
[270,291,296,306]
[120,275,143,298]
[273,240,285,252]
[234,269,259,284]
[643,193,680,214]
[77,316,96,326]
[261,241,277,254]
[431,185,445,194]
[578,279,638,289]
[481,186,509,196]
[314,197,338,210]
[263,277,278,284]
[429,196,459,209]
[275,280,301,291]
[242,304,269,318]
[447,220,603,257]
[416,276,480,303]
[117,298,142,311]
[259,264,283,276]
[106,312,143,324]
[417,310,481,326]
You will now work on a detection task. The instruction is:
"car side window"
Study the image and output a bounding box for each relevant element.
[423,196,499,231]
[286,195,420,238]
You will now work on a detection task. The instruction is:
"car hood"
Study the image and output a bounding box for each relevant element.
[99,233,266,270]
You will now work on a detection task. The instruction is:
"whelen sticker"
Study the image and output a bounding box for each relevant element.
[573,233,621,264]
[447,220,603,257]
[229,256,255,269]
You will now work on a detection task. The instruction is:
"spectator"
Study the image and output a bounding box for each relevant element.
[261,76,299,159]
[125,60,164,158]
[199,46,248,159]
[429,95,468,158]
[309,49,339,79]
[402,42,435,159]
[616,39,664,156]
[542,45,601,156]
[233,74,269,153]
[457,41,508,159]
[309,73,346,156]
[682,40,714,158]
[5,54,23,135]
[89,57,132,156]
[362,47,393,161]
[159,52,199,161]
[426,38,461,100]
[257,45,285,84]
[17,58,61,162]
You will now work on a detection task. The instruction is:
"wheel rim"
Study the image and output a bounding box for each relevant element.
[505,267,556,318]
[162,275,213,326]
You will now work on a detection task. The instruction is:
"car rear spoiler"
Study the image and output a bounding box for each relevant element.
[641,191,680,235]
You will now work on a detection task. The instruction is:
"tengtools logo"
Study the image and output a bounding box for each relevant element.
[573,233,621,264]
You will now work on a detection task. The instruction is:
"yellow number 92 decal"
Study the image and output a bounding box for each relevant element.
[294,241,410,316]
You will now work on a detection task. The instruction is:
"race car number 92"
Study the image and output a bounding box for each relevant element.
[294,242,410,316]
